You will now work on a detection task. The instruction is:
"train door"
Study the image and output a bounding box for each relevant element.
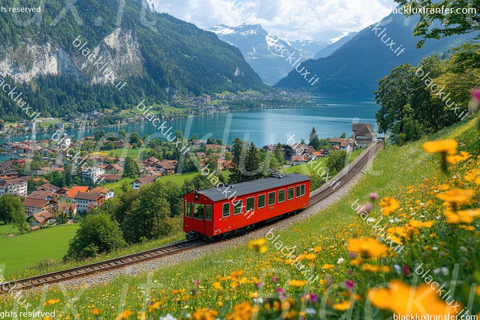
[192,202,206,235]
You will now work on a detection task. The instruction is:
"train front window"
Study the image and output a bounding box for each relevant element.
[205,205,212,221]
[287,187,294,200]
[185,202,192,217]
[246,197,255,212]
[268,192,276,206]
[296,186,301,198]
[233,200,243,215]
[194,204,204,219]
[222,203,230,218]
[278,190,285,203]
[258,194,266,209]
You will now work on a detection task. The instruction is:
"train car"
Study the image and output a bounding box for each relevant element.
[183,174,310,238]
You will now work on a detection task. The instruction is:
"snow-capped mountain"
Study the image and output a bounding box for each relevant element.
[209,24,327,85]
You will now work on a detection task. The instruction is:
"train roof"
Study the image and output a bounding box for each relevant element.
[197,174,310,202]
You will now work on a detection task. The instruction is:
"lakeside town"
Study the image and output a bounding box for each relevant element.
[0,91,313,138]
[0,122,376,230]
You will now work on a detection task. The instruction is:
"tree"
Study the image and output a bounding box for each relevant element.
[0,195,28,232]
[122,181,173,243]
[123,156,139,178]
[94,130,106,142]
[274,143,285,165]
[308,127,321,150]
[340,132,347,138]
[244,142,262,181]
[326,150,348,176]
[64,214,125,261]
[229,138,246,184]
[118,129,127,138]
[394,0,480,48]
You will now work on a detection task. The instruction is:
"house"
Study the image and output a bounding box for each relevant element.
[100,174,122,183]
[104,163,123,173]
[132,176,158,190]
[0,161,19,178]
[0,177,29,197]
[28,211,53,227]
[263,145,277,152]
[81,166,105,183]
[67,186,89,199]
[36,183,60,193]
[58,203,78,217]
[27,190,58,201]
[328,138,357,152]
[22,198,57,217]
[291,155,310,165]
[73,192,105,212]
[352,123,376,148]
[90,187,114,200]
[157,161,176,176]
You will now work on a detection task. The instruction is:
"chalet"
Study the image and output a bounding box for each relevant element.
[291,155,310,165]
[22,198,57,217]
[132,175,158,190]
[0,161,19,178]
[157,161,176,176]
[352,123,376,148]
[90,187,114,200]
[27,190,58,201]
[104,163,123,173]
[67,186,89,199]
[28,211,53,227]
[36,183,60,193]
[0,177,29,197]
[100,174,122,183]
[73,192,105,213]
[58,202,78,217]
[328,138,357,152]
[263,145,277,152]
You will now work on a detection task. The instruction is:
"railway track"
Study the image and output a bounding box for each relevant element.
[1,141,383,293]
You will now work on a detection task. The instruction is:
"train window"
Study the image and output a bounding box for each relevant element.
[268,192,276,206]
[258,195,266,209]
[296,185,301,198]
[301,184,306,196]
[205,205,212,221]
[222,203,230,218]
[194,204,204,219]
[246,197,255,212]
[278,190,285,203]
[185,202,192,217]
[233,200,243,215]
[287,187,294,200]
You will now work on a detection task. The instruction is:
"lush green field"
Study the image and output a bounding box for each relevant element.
[92,148,152,158]
[10,119,476,318]
[0,224,79,277]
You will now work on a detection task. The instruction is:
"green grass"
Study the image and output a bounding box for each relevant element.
[8,119,476,318]
[92,148,152,158]
[37,118,65,128]
[0,224,79,278]
[103,177,136,195]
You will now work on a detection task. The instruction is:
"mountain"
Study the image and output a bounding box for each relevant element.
[210,24,327,85]
[0,0,268,121]
[314,32,357,59]
[275,12,478,98]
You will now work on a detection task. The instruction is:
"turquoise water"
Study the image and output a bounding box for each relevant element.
[0,98,378,160]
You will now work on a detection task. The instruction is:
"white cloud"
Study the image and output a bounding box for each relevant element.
[148,0,396,42]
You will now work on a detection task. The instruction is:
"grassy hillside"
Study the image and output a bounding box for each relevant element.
[2,118,479,318]
[0,224,79,277]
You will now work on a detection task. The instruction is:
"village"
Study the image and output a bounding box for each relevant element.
[0,123,375,230]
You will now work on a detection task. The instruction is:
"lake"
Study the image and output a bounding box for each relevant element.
[0,97,378,160]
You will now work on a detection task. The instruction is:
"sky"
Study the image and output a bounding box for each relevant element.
[148,0,398,42]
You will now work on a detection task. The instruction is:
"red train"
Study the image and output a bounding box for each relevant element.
[183,174,310,238]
